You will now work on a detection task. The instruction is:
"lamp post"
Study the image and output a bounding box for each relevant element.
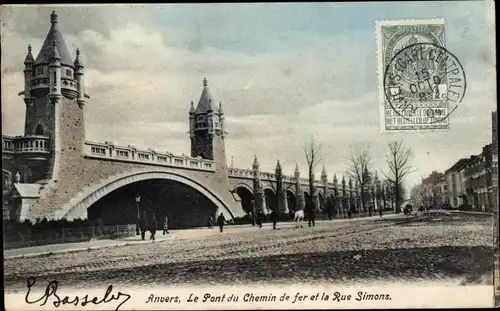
[135,194,141,235]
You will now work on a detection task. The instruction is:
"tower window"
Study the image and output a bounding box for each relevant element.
[66,69,72,77]
[36,67,44,75]
[53,71,57,85]
[35,124,44,135]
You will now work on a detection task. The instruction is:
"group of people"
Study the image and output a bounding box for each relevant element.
[139,211,169,241]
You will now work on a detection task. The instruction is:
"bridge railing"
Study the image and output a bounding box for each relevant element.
[84,141,215,172]
[228,168,333,187]
[2,135,50,154]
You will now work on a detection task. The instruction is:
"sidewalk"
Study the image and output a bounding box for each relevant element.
[4,214,402,260]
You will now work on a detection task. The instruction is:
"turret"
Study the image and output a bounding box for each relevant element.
[48,40,62,100]
[321,165,328,183]
[23,45,34,104]
[275,160,282,175]
[219,102,226,139]
[294,163,300,179]
[252,154,260,173]
[333,174,338,195]
[341,175,346,196]
[189,101,195,139]
[74,48,85,107]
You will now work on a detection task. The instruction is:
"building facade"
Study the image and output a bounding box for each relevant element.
[445,158,469,209]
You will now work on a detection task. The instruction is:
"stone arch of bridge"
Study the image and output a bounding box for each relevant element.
[263,188,277,212]
[318,192,325,210]
[234,183,254,214]
[57,170,234,221]
[286,189,296,212]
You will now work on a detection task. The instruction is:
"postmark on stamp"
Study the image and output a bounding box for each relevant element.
[376,19,467,131]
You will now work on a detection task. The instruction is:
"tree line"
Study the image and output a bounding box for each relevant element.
[267,138,415,215]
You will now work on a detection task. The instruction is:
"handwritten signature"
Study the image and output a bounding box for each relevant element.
[24,276,131,311]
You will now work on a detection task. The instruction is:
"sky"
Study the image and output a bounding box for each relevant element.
[1,2,496,194]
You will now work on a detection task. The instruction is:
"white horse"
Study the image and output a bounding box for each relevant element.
[293,210,304,228]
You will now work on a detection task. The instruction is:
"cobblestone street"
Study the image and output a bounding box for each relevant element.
[4,212,493,292]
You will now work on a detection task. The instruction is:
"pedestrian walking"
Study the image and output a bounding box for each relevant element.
[347,208,352,219]
[257,212,263,228]
[217,212,226,233]
[271,210,279,230]
[150,213,157,240]
[163,215,169,235]
[306,204,316,227]
[208,216,213,229]
[379,208,383,218]
[140,211,147,240]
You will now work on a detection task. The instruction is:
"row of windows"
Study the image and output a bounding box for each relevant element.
[138,153,149,160]
[34,67,73,77]
[116,150,129,158]
[91,146,106,155]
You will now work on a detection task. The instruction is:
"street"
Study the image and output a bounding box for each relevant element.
[4,212,493,292]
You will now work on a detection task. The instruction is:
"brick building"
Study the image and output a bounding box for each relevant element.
[463,144,494,211]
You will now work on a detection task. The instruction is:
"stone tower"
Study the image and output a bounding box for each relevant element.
[189,78,227,164]
[19,11,87,184]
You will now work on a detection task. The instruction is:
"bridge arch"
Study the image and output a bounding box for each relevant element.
[57,170,234,221]
[233,183,254,214]
[286,189,296,212]
[264,188,277,212]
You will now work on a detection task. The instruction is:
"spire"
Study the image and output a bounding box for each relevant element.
[253,154,259,166]
[14,171,21,183]
[295,163,300,174]
[321,165,327,177]
[219,102,224,114]
[74,48,83,67]
[24,45,34,65]
[333,174,338,184]
[275,159,282,171]
[195,77,217,114]
[189,100,195,114]
[34,10,73,66]
[50,40,61,60]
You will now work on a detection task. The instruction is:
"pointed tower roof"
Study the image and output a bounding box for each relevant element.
[50,40,60,60]
[333,173,338,183]
[218,102,224,114]
[24,45,34,65]
[195,77,218,114]
[34,11,74,67]
[74,48,83,67]
[321,165,327,177]
[295,163,300,174]
[189,100,195,114]
[275,160,282,171]
[253,154,259,166]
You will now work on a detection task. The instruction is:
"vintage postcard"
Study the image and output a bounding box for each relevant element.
[1,2,498,310]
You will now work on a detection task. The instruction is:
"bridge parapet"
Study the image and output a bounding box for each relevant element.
[2,135,50,155]
[228,168,329,187]
[84,141,215,172]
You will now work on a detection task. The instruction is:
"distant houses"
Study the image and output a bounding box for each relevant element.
[411,111,498,212]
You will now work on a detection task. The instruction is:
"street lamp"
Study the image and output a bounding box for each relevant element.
[135,194,141,235]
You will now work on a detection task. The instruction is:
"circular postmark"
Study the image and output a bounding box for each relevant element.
[383,43,467,125]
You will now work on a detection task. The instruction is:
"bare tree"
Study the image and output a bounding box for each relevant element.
[347,147,372,215]
[268,160,294,215]
[382,140,416,213]
[304,136,322,211]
